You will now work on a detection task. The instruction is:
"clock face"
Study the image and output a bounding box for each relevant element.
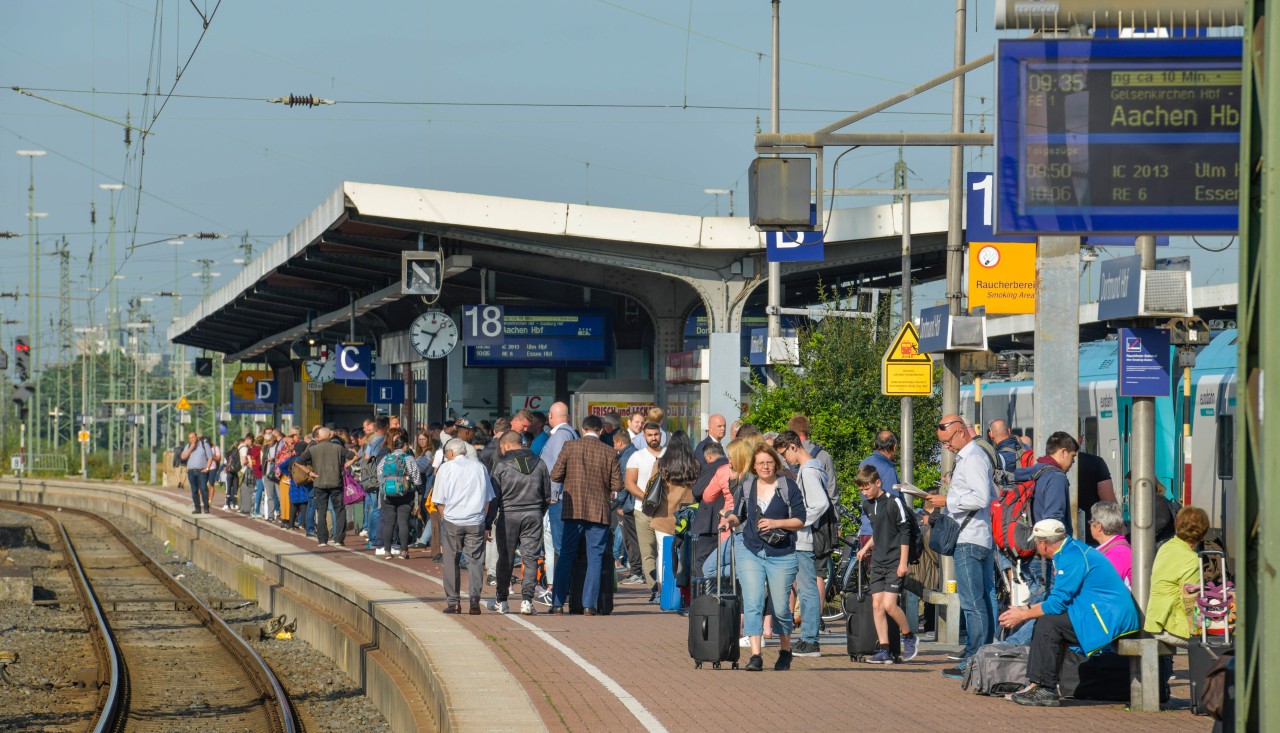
[977,245,1001,268]
[410,311,459,360]
[304,357,336,383]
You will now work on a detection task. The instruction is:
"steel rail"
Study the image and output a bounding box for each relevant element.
[0,501,300,733]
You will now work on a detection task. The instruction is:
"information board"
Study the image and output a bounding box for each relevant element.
[996,38,1241,235]
[465,308,611,368]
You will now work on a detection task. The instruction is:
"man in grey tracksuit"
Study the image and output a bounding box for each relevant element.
[487,430,551,615]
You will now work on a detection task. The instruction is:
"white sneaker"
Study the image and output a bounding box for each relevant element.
[739,636,751,648]
[359,529,368,538]
[390,547,402,555]
[485,599,509,614]
[375,548,387,556]
[220,504,229,511]
[520,600,536,616]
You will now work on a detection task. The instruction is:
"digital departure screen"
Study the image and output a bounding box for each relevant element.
[996,38,1242,235]
[465,308,612,368]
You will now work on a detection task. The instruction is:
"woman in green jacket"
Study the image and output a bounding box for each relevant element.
[1144,506,1211,646]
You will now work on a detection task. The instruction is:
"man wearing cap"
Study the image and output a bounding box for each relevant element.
[999,518,1140,707]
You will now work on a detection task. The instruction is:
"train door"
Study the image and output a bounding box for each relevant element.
[1091,380,1123,479]
[1189,375,1224,527]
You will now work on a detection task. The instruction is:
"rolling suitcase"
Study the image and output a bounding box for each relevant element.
[845,561,900,662]
[1190,550,1234,715]
[568,534,616,615]
[688,536,740,669]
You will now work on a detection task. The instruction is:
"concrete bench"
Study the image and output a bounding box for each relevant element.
[1114,637,1177,711]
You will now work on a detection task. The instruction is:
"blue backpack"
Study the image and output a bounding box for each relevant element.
[380,453,410,498]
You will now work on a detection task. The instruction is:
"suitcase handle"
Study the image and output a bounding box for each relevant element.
[1198,549,1231,646]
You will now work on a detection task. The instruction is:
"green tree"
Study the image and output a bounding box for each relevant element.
[743,287,943,529]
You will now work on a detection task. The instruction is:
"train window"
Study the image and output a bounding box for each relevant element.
[1083,417,1098,454]
[1216,415,1234,481]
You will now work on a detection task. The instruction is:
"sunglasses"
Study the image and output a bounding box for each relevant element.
[936,419,963,432]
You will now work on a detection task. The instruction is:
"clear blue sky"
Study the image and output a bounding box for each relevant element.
[0,0,1238,351]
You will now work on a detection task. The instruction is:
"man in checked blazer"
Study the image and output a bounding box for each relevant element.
[548,413,623,614]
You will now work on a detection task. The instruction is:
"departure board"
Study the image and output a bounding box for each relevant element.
[465,308,612,367]
[996,38,1242,235]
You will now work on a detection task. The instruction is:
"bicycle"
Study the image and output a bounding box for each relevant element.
[820,536,863,624]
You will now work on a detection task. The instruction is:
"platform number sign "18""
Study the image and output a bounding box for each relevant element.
[462,305,505,346]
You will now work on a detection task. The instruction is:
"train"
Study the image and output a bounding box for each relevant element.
[959,329,1237,546]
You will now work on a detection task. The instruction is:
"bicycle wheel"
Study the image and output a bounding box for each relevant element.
[820,549,848,623]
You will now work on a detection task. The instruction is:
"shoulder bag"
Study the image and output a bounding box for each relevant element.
[641,471,666,516]
[928,508,974,557]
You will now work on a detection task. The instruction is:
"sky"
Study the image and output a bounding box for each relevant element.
[0,0,1241,362]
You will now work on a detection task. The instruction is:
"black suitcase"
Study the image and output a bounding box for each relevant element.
[845,562,900,662]
[568,534,616,615]
[688,537,740,669]
[1058,650,1132,701]
[1189,550,1234,715]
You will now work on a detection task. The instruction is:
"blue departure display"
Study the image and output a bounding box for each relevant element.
[465,308,612,367]
[996,38,1242,235]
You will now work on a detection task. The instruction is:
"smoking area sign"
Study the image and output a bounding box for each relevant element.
[968,242,1037,314]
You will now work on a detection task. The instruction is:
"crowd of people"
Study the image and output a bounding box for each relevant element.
[174,404,1216,706]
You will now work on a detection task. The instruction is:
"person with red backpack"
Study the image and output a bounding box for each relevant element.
[1000,431,1079,645]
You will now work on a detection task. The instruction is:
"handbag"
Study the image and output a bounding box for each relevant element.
[342,468,367,505]
[641,471,666,516]
[927,509,974,557]
[289,460,315,486]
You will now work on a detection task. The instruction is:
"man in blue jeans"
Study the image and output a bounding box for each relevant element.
[772,431,830,657]
[180,432,215,514]
[927,414,997,678]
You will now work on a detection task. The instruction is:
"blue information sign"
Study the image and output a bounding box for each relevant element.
[996,38,1242,235]
[366,380,404,404]
[917,304,951,354]
[766,204,824,262]
[1118,327,1172,397]
[465,308,611,367]
[335,343,373,380]
[1097,255,1143,321]
[462,305,506,346]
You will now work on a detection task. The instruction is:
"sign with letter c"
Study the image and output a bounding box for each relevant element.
[336,343,372,380]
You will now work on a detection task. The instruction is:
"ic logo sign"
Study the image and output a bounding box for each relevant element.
[336,343,373,380]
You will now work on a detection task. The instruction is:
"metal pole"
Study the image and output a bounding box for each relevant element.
[900,193,913,484]
[1130,234,1157,612]
[132,328,140,483]
[22,153,37,460]
[149,402,158,484]
[937,0,966,645]
[80,337,88,479]
[765,0,782,388]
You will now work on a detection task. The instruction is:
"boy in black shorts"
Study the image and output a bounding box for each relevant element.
[854,465,919,664]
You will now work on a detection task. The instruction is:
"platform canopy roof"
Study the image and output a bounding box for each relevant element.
[169,182,950,363]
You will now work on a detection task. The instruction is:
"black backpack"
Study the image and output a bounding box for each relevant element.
[226,445,242,473]
[795,464,839,561]
[901,495,925,564]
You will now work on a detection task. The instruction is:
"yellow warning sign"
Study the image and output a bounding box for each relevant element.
[78,430,91,443]
[881,322,934,397]
[176,396,191,411]
[968,241,1037,315]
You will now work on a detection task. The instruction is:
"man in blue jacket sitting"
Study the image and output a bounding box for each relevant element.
[998,518,1140,707]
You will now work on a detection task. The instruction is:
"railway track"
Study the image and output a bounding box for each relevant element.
[0,502,300,733]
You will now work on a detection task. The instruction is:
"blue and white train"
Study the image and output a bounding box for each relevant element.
[960,329,1237,545]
